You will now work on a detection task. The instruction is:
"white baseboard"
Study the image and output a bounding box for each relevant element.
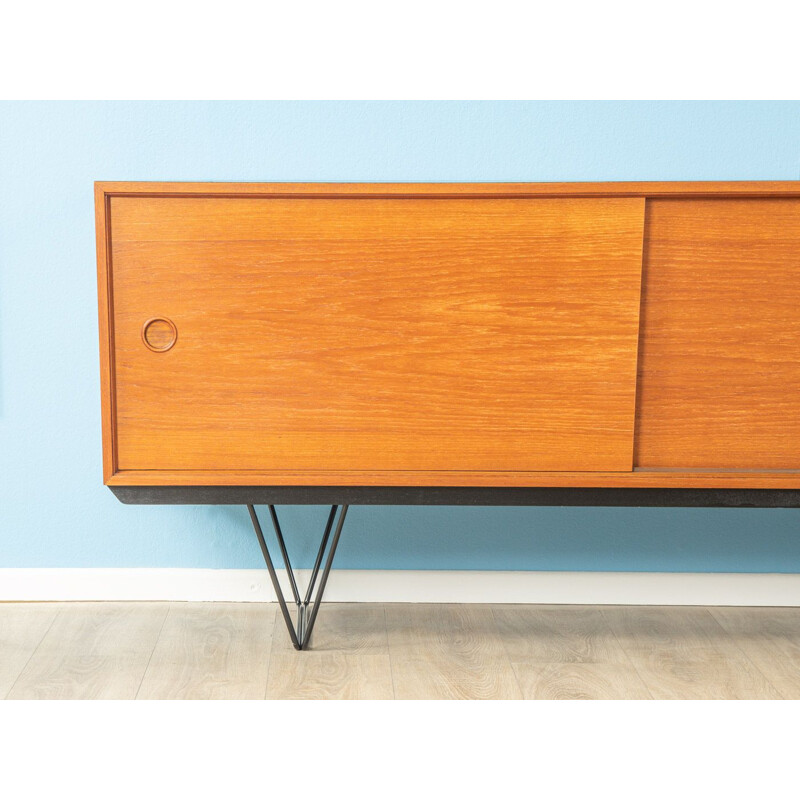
[1,568,799,605]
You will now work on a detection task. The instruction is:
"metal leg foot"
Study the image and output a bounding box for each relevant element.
[247,504,348,651]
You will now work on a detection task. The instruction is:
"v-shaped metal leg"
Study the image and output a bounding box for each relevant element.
[247,503,348,651]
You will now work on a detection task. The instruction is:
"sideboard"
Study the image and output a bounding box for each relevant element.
[96,181,800,648]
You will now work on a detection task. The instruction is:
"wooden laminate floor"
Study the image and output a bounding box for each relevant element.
[2,603,799,700]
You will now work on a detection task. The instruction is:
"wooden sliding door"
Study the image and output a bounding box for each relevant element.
[636,198,800,470]
[108,195,646,476]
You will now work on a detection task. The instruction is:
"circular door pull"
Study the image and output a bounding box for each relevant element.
[142,317,178,352]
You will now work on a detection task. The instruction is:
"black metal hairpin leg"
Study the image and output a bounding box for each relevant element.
[247,503,348,651]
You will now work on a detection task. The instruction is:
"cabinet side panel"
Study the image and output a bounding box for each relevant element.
[95,185,116,482]
[636,198,800,469]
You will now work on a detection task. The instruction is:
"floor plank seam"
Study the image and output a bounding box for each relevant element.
[600,607,656,700]
[488,606,525,700]
[383,605,397,700]
[3,605,62,701]
[134,604,172,700]
[706,607,787,700]
[263,605,277,700]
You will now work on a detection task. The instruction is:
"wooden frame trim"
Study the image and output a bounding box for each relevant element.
[96,180,800,199]
[107,469,800,489]
[94,184,116,483]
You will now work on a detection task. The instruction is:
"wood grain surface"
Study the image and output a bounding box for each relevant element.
[136,603,274,700]
[96,181,800,198]
[109,195,645,475]
[270,603,388,653]
[3,602,798,700]
[0,604,58,698]
[710,607,800,699]
[511,662,652,700]
[95,182,800,488]
[7,603,169,700]
[602,606,782,700]
[636,199,800,470]
[385,604,523,699]
[96,184,116,481]
[266,654,394,700]
[105,467,800,488]
[493,605,652,699]
[492,605,633,664]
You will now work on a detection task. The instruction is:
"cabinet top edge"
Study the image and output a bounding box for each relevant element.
[94,180,800,198]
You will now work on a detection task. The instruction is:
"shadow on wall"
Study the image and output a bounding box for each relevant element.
[191,503,800,573]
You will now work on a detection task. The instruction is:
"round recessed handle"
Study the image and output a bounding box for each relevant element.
[141,317,178,352]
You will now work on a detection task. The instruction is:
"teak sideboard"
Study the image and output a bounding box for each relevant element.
[96,181,800,649]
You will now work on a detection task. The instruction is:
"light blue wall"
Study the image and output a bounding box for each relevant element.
[2,101,800,572]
